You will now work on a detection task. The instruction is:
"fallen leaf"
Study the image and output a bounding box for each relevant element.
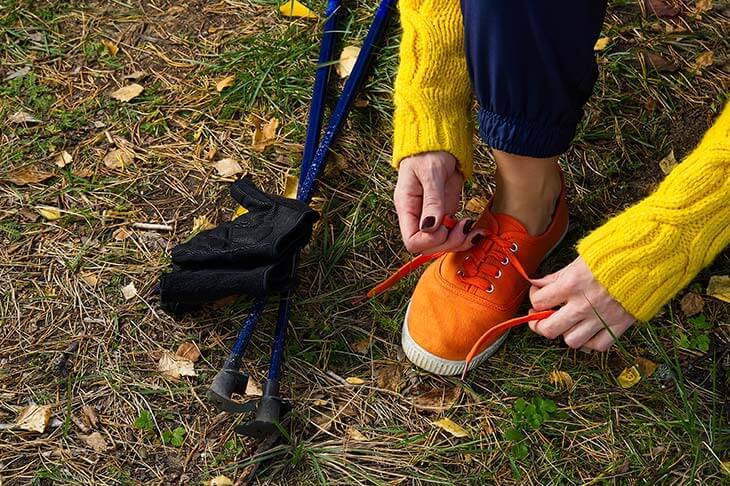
[101,39,119,56]
[121,282,137,300]
[548,370,574,389]
[658,150,677,174]
[465,197,488,213]
[413,386,461,411]
[6,167,54,185]
[375,365,402,393]
[175,341,201,362]
[15,404,52,433]
[19,208,39,222]
[346,426,368,441]
[245,379,263,396]
[3,65,31,82]
[351,337,370,354]
[8,111,41,124]
[644,0,680,18]
[283,173,298,199]
[694,51,714,70]
[113,226,133,241]
[81,273,99,288]
[312,398,328,406]
[158,352,196,379]
[721,461,730,476]
[279,0,317,18]
[82,405,99,428]
[232,205,249,220]
[252,118,279,152]
[81,431,108,452]
[123,71,147,81]
[208,475,234,486]
[695,0,713,14]
[214,158,244,177]
[216,75,236,92]
[433,417,469,438]
[55,151,72,168]
[103,148,133,169]
[345,377,365,385]
[641,52,679,72]
[36,206,62,221]
[617,364,641,388]
[680,292,704,316]
[75,167,94,178]
[192,215,215,233]
[706,275,730,303]
[594,37,611,51]
[110,83,144,102]
[336,46,360,78]
[353,98,369,108]
[635,357,658,378]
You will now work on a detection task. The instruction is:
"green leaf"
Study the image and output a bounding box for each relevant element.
[504,427,524,442]
[511,443,529,461]
[678,333,690,348]
[539,399,557,414]
[688,315,711,330]
[514,398,527,413]
[692,334,710,352]
[133,410,154,430]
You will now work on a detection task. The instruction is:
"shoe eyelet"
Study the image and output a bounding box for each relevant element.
[494,270,502,279]
[501,256,510,266]
[486,284,495,293]
[510,242,519,253]
[457,269,465,278]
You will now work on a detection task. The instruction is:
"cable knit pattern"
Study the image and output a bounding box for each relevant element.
[392,0,474,177]
[578,103,730,321]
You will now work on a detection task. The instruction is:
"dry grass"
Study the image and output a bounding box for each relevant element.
[0,0,728,484]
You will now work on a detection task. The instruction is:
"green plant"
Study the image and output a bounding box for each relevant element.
[678,315,712,352]
[133,409,154,431]
[162,426,186,447]
[504,397,559,461]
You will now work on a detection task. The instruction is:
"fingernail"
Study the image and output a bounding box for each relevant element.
[471,234,484,246]
[421,216,436,230]
[463,220,474,234]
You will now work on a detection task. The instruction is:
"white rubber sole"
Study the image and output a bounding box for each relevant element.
[401,222,569,376]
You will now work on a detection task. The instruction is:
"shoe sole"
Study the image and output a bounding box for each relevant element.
[401,223,569,376]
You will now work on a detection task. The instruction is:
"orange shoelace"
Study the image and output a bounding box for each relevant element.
[368,215,555,378]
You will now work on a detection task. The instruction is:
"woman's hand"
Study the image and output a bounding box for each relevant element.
[528,256,635,352]
[394,152,480,255]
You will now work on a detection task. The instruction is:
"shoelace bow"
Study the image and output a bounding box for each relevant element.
[368,216,555,378]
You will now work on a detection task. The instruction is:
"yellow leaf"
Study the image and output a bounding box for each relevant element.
[216,75,236,92]
[694,51,714,70]
[707,275,730,303]
[252,117,279,152]
[6,167,54,185]
[695,0,713,14]
[56,150,72,168]
[36,206,62,221]
[232,205,249,220]
[284,173,299,199]
[80,431,109,452]
[158,351,196,379]
[345,377,365,385]
[336,46,361,78]
[175,341,201,362]
[346,426,368,441]
[658,150,677,175]
[548,370,574,389]
[279,0,317,18]
[721,461,730,476]
[15,404,52,433]
[103,148,133,169]
[192,215,215,234]
[635,357,658,378]
[617,364,641,388]
[465,197,488,214]
[594,37,611,51]
[214,158,244,178]
[110,83,144,102]
[121,282,137,300]
[208,476,234,486]
[433,417,469,438]
[101,39,119,56]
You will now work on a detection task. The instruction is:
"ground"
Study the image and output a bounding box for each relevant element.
[0,0,728,484]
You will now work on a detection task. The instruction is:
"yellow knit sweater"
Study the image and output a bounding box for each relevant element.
[392,0,730,321]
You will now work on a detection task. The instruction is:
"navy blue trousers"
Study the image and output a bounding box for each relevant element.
[461,0,607,157]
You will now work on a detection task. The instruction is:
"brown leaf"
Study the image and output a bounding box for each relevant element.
[214,158,244,178]
[694,51,714,70]
[245,378,263,396]
[110,83,144,102]
[336,46,360,78]
[80,273,99,288]
[6,167,54,185]
[695,0,713,14]
[8,111,41,124]
[55,151,72,168]
[641,52,679,72]
[351,337,371,355]
[3,65,30,82]
[644,0,681,18]
[80,431,108,452]
[82,405,99,428]
[113,226,133,241]
[680,292,704,316]
[706,275,730,303]
[121,282,137,300]
[658,150,677,175]
[412,386,461,411]
[346,426,368,441]
[158,352,196,379]
[465,197,488,214]
[103,148,133,169]
[192,215,215,233]
[123,70,147,81]
[433,417,469,438]
[215,75,236,92]
[635,357,658,378]
[208,476,234,486]
[375,364,402,393]
[175,341,201,362]
[15,404,52,433]
[252,118,279,152]
[548,370,574,389]
[101,39,119,56]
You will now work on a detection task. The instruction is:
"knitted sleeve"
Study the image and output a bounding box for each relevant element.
[392,0,474,177]
[578,102,730,321]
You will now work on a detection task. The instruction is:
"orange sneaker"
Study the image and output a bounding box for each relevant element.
[399,181,568,376]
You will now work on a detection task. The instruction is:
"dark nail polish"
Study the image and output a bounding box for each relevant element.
[421,216,436,230]
[463,220,474,234]
[471,234,484,246]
